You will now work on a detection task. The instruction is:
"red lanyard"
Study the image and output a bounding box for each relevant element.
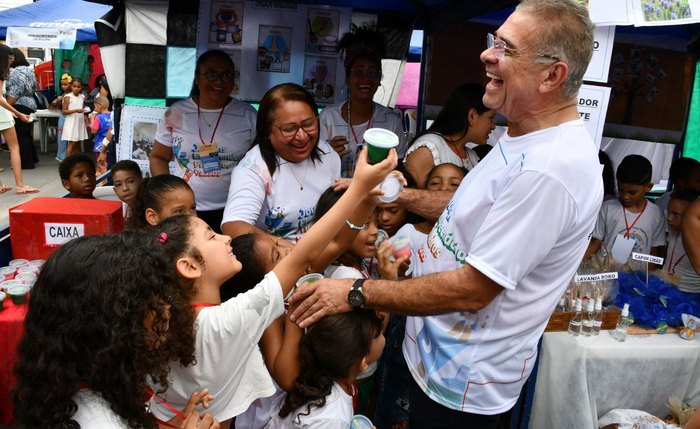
[197,101,225,147]
[348,107,373,149]
[667,235,686,275]
[190,303,218,308]
[339,380,358,410]
[145,386,187,428]
[623,200,647,238]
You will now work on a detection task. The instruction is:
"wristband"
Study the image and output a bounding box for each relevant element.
[345,219,367,230]
[101,137,111,148]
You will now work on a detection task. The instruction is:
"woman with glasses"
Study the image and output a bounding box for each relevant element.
[222,83,341,243]
[319,27,405,177]
[150,49,256,233]
[403,83,496,188]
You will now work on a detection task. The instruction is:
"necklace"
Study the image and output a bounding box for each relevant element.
[196,98,225,128]
[288,159,310,191]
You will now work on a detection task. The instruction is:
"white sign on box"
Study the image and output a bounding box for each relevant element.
[583,26,616,83]
[44,222,84,246]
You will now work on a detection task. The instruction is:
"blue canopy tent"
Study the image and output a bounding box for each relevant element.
[0,0,111,42]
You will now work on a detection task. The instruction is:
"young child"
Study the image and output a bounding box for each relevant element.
[265,310,385,428]
[59,153,97,199]
[111,160,143,218]
[655,157,700,217]
[89,95,112,173]
[61,77,88,156]
[12,232,217,429]
[585,154,666,263]
[147,147,395,429]
[51,73,73,162]
[374,162,466,429]
[663,189,700,292]
[126,174,196,230]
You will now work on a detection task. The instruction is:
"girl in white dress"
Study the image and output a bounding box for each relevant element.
[62,77,88,156]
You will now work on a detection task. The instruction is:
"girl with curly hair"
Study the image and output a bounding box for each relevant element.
[12,232,215,429]
[149,147,396,429]
[265,310,385,428]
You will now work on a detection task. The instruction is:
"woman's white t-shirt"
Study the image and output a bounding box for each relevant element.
[154,97,257,211]
[319,102,405,177]
[264,382,353,429]
[148,272,284,422]
[223,141,340,242]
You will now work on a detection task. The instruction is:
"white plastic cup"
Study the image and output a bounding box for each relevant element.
[9,259,29,269]
[17,266,38,275]
[296,273,324,287]
[377,174,403,203]
[1,280,24,292]
[364,128,399,164]
[350,414,374,429]
[15,273,37,285]
[375,229,389,247]
[7,284,30,304]
[29,260,46,268]
[389,235,412,260]
[0,266,16,280]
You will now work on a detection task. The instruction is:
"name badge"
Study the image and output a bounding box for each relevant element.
[199,142,221,174]
[611,233,635,264]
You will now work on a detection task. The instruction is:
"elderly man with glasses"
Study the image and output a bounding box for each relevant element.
[290,1,603,427]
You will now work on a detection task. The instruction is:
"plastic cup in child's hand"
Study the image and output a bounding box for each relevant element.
[83,106,91,113]
[375,229,389,247]
[377,173,403,203]
[350,414,374,429]
[296,273,323,287]
[389,236,412,260]
[363,128,399,164]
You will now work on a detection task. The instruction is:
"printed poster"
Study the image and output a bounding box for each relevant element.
[118,104,167,176]
[632,0,700,26]
[577,84,612,149]
[222,49,242,96]
[208,1,244,46]
[303,56,338,104]
[305,8,340,55]
[257,25,293,73]
[584,26,615,83]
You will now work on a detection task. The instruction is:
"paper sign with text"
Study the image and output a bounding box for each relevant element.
[44,223,84,246]
[577,84,611,149]
[584,26,615,83]
[632,252,664,265]
[575,272,619,282]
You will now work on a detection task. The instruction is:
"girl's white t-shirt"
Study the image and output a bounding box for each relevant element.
[404,133,480,172]
[319,102,406,177]
[222,142,340,242]
[148,272,284,422]
[393,223,429,277]
[71,390,127,429]
[264,382,353,429]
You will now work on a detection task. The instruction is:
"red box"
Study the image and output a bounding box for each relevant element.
[9,197,124,260]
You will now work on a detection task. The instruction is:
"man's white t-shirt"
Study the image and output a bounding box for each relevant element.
[592,198,666,256]
[72,390,127,429]
[154,97,257,211]
[148,272,284,422]
[404,119,603,414]
[222,142,340,242]
[264,382,353,429]
[319,102,405,177]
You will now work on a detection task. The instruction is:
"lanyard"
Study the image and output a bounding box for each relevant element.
[667,234,686,275]
[197,101,225,147]
[145,386,187,428]
[339,380,358,410]
[623,200,646,239]
[347,102,373,150]
[190,303,218,308]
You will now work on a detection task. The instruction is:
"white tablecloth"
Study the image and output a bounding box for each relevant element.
[529,331,700,429]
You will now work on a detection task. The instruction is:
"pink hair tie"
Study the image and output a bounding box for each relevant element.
[158,232,168,244]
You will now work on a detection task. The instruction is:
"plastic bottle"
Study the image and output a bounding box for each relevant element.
[591,297,603,336]
[581,298,595,336]
[567,298,583,336]
[612,303,631,342]
[556,296,567,313]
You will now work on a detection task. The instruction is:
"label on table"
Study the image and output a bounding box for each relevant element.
[575,272,618,282]
[45,222,85,246]
[632,252,664,265]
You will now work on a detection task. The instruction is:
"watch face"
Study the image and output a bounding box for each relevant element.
[348,289,365,309]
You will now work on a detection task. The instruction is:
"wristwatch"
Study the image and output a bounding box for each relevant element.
[348,278,366,309]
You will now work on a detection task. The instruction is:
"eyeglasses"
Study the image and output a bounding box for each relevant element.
[200,70,236,83]
[486,32,560,62]
[275,117,318,138]
[349,68,382,80]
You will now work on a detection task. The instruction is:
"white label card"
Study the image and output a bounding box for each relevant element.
[44,223,85,246]
[632,252,664,265]
[575,272,619,282]
[611,233,635,264]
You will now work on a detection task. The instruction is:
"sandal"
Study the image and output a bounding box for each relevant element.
[16,185,39,195]
[0,184,10,194]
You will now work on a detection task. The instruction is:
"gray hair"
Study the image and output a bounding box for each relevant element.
[516,0,594,99]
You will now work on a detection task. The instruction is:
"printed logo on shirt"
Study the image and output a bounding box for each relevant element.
[616,227,649,253]
[266,206,293,237]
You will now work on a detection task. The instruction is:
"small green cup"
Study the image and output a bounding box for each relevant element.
[296,273,324,287]
[364,128,399,164]
[7,285,29,305]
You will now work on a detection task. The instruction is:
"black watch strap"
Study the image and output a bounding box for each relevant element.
[348,278,366,309]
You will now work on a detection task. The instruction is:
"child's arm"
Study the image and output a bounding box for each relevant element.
[259,311,303,391]
[161,389,214,429]
[376,241,410,281]
[583,238,602,261]
[61,96,75,115]
[273,148,396,297]
[90,114,100,134]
